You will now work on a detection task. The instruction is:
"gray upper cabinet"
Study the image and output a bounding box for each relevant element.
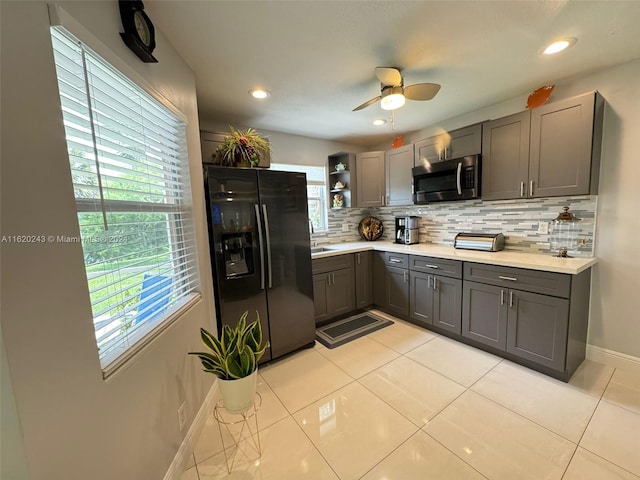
[481,111,531,201]
[529,92,603,198]
[414,135,440,166]
[385,144,414,206]
[481,92,604,200]
[414,124,482,165]
[355,151,385,207]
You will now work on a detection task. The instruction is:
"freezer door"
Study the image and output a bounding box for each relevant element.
[258,170,315,358]
[204,166,271,361]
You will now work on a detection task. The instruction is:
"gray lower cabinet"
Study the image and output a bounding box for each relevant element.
[481,92,603,200]
[373,252,409,317]
[462,262,589,377]
[409,256,463,334]
[410,271,462,334]
[354,251,372,309]
[312,255,355,324]
[462,281,508,349]
[506,289,569,371]
[462,281,569,371]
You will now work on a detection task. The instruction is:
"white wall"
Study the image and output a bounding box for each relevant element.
[1,329,30,480]
[372,59,640,360]
[200,120,365,166]
[0,2,215,479]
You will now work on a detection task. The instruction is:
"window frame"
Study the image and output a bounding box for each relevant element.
[50,27,201,377]
[270,163,328,233]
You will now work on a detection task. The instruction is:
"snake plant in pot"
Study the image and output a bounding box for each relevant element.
[189,311,269,413]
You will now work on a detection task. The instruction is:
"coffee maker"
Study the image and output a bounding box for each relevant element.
[395,216,420,245]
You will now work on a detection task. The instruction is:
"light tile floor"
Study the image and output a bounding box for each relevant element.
[182,312,640,480]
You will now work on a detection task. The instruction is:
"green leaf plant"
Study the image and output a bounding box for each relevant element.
[213,126,270,167]
[189,311,269,380]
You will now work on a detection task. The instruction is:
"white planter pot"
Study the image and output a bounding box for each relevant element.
[217,369,258,414]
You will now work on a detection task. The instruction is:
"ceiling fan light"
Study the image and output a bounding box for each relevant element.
[381,93,405,110]
[381,86,406,111]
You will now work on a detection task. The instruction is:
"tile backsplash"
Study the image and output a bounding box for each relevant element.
[311,195,597,257]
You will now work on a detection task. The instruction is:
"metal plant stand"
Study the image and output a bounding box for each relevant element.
[213,392,263,473]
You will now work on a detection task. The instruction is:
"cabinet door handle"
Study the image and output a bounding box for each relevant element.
[529,180,534,197]
[433,277,438,290]
[327,274,331,286]
[427,276,431,288]
[332,272,336,285]
[389,258,402,264]
[424,264,440,269]
[445,146,449,159]
[509,291,514,308]
[357,252,360,265]
[500,289,505,305]
[520,181,525,197]
[403,271,408,282]
[498,275,518,282]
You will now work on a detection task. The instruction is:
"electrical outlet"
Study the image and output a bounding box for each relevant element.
[177,402,187,432]
[537,221,549,234]
[342,223,349,232]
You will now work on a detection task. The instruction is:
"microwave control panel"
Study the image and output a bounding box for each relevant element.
[463,166,475,189]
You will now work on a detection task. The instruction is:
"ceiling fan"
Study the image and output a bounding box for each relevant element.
[353,67,441,111]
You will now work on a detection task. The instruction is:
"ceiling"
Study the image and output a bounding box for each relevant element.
[146,1,640,146]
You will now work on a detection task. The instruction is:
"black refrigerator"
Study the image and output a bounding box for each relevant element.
[204,166,316,362]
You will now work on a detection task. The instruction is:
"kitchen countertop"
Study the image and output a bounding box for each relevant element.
[311,241,597,275]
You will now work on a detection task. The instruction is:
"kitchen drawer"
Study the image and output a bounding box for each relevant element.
[384,252,409,268]
[410,256,462,279]
[464,262,571,298]
[312,254,354,274]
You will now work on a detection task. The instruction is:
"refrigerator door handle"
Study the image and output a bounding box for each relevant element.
[262,204,273,289]
[254,204,266,290]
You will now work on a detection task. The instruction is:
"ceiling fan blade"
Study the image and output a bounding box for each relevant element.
[404,83,441,101]
[353,96,382,111]
[375,67,402,86]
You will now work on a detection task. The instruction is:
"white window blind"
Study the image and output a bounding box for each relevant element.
[51,28,200,375]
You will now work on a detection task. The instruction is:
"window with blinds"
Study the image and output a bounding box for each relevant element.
[50,28,200,375]
[270,163,328,232]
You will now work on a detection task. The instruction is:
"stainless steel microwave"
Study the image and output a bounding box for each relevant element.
[412,155,480,204]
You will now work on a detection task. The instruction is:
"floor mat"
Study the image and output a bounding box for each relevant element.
[316,313,393,349]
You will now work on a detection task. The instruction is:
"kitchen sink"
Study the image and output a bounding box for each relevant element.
[310,246,329,254]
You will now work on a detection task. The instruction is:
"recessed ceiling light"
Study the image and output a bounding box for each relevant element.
[249,88,270,99]
[543,37,577,55]
[372,119,387,126]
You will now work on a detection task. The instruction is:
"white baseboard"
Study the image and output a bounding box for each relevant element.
[163,382,219,480]
[586,344,640,375]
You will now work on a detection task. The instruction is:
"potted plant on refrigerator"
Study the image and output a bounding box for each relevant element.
[213,126,270,167]
[189,311,269,413]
